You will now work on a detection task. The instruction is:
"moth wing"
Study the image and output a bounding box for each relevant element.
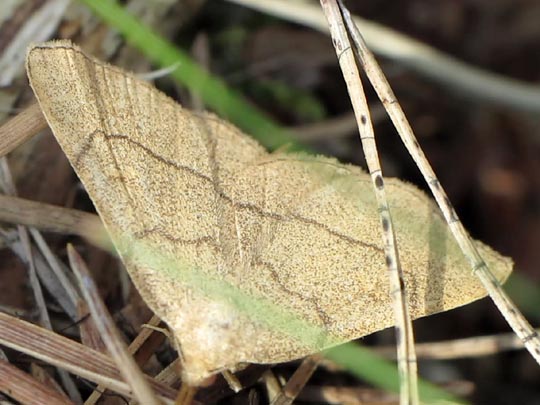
[229,153,512,364]
[27,41,265,383]
[26,41,512,384]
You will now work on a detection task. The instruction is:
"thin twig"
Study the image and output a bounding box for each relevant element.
[261,369,283,403]
[0,160,49,327]
[271,354,322,405]
[30,228,81,310]
[67,245,161,405]
[376,329,540,360]
[0,359,72,405]
[221,370,243,393]
[0,0,71,86]
[0,158,82,402]
[0,311,177,403]
[4,236,78,320]
[338,0,540,367]
[0,103,48,157]
[0,194,110,251]
[320,2,419,404]
[85,315,163,405]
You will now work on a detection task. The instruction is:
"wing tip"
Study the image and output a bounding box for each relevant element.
[27,39,78,55]
[26,40,80,81]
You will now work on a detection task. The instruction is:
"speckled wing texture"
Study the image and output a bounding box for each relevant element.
[27,41,512,385]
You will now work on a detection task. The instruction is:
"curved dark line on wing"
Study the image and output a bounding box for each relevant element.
[77,129,383,254]
[255,259,333,329]
[134,227,218,248]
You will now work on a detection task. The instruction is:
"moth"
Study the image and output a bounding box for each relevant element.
[26,40,512,385]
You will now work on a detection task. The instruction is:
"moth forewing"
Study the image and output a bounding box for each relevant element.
[26,40,513,385]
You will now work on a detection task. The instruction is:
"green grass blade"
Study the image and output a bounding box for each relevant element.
[325,344,464,404]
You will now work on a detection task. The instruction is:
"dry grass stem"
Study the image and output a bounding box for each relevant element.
[0,311,176,403]
[262,369,283,402]
[222,370,243,393]
[5,237,78,320]
[320,1,419,404]
[0,159,50,327]
[154,358,181,387]
[300,384,399,405]
[85,314,163,404]
[176,384,197,405]
[0,158,81,401]
[30,363,71,401]
[0,0,71,86]
[377,330,540,360]
[338,0,540,367]
[271,354,322,405]
[297,381,474,405]
[0,103,48,157]
[77,302,107,354]
[0,194,110,250]
[30,228,81,309]
[67,245,162,405]
[0,359,72,405]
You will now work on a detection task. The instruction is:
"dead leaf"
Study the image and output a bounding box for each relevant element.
[26,40,512,385]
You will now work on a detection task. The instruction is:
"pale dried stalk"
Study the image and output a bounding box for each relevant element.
[0,103,48,157]
[0,359,72,405]
[154,359,181,388]
[291,108,386,141]
[30,363,72,402]
[338,1,540,366]
[262,370,283,402]
[2,233,78,319]
[0,158,81,402]
[67,245,161,405]
[320,2,419,404]
[30,228,81,312]
[271,354,322,405]
[0,159,49,328]
[176,385,197,405]
[0,0,71,86]
[221,370,243,393]
[85,315,162,405]
[0,194,110,250]
[377,329,540,360]
[298,383,471,405]
[0,311,176,403]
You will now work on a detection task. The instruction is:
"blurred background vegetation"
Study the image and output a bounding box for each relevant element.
[1,0,539,403]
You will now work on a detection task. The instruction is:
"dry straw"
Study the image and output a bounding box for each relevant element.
[320,1,418,403]
[338,0,540,367]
